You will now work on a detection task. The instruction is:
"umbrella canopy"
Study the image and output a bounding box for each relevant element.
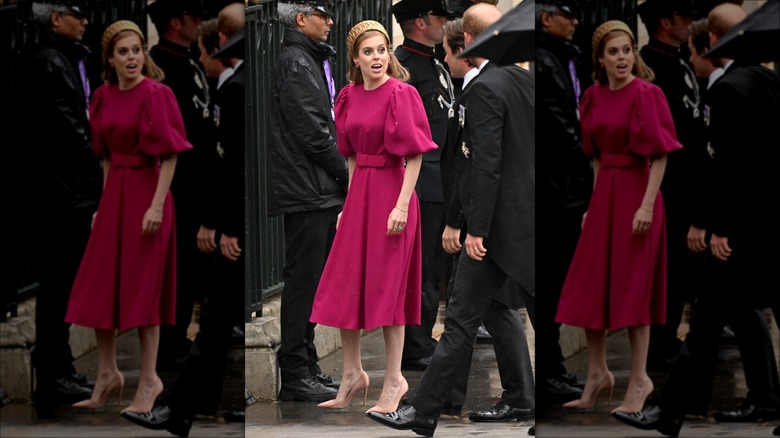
[705,0,780,62]
[458,0,535,65]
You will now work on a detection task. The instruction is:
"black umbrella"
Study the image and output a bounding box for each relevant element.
[458,0,535,65]
[705,0,780,62]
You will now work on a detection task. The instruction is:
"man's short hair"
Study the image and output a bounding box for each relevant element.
[277,2,315,28]
[462,3,501,38]
[688,18,709,54]
[198,18,220,54]
[217,2,244,39]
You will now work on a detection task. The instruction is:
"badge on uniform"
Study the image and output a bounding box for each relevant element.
[461,142,470,159]
[459,104,466,128]
[707,142,715,158]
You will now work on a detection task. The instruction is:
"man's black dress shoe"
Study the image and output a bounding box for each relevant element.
[714,402,778,422]
[68,372,95,389]
[366,403,437,437]
[401,356,431,371]
[528,425,535,435]
[611,405,682,437]
[773,424,779,436]
[245,386,257,406]
[34,377,92,403]
[469,403,534,422]
[278,376,337,402]
[121,405,192,437]
[313,372,340,389]
[559,372,585,389]
[441,401,462,416]
[541,377,582,403]
[475,325,494,344]
[0,387,11,408]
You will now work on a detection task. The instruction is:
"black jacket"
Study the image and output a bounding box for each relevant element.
[396,38,453,203]
[535,31,591,211]
[28,30,101,210]
[150,38,215,224]
[267,28,347,216]
[452,65,535,296]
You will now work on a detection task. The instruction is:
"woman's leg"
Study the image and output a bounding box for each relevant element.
[563,329,614,409]
[367,325,409,413]
[73,329,124,408]
[318,328,369,408]
[614,325,654,413]
[124,325,163,413]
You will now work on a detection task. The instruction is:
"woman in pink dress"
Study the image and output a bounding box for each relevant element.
[309,20,436,413]
[555,20,682,417]
[64,20,191,415]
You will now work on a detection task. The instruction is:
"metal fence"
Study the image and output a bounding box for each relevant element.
[244,0,392,321]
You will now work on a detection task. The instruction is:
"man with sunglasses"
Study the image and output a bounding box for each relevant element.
[27,0,100,412]
[268,0,346,403]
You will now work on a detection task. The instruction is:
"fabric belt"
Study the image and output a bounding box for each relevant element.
[110,153,157,168]
[600,153,645,168]
[356,153,403,168]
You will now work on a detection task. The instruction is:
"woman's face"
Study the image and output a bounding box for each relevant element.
[599,33,635,86]
[110,33,145,85]
[354,34,390,85]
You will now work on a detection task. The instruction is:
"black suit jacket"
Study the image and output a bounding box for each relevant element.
[452,64,535,297]
[214,62,245,240]
[707,62,780,305]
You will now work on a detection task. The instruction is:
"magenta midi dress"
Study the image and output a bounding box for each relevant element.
[65,78,191,331]
[555,78,682,331]
[310,78,437,330]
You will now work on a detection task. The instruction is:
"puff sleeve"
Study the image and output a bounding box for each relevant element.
[629,82,682,158]
[579,85,597,158]
[383,83,438,157]
[89,84,107,158]
[334,84,354,157]
[139,82,192,157]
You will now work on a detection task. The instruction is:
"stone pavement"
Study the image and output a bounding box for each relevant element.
[0,326,245,438]
[537,309,780,438]
[246,308,535,438]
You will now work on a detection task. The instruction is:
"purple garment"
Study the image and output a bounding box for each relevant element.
[78,59,90,104]
[323,59,335,106]
[568,59,580,104]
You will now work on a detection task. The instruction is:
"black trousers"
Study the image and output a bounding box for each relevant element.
[536,204,583,381]
[661,253,780,419]
[277,207,338,383]
[159,215,215,365]
[404,201,447,360]
[648,218,704,365]
[32,205,93,387]
[445,278,535,410]
[168,246,244,419]
[409,251,525,417]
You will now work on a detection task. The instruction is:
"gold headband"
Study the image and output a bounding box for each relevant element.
[101,20,145,57]
[591,20,634,55]
[346,20,390,56]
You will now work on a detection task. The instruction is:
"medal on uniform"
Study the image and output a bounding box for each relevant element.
[459,104,466,128]
[461,142,470,158]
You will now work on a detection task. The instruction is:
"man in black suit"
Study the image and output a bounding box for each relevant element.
[367,4,535,435]
[27,0,98,408]
[391,0,454,372]
[121,6,246,436]
[436,16,534,420]
[146,0,216,371]
[613,4,780,436]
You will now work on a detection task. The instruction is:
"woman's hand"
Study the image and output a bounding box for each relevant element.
[142,207,162,235]
[91,212,97,230]
[581,211,588,230]
[336,212,343,231]
[632,206,652,234]
[387,206,408,236]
